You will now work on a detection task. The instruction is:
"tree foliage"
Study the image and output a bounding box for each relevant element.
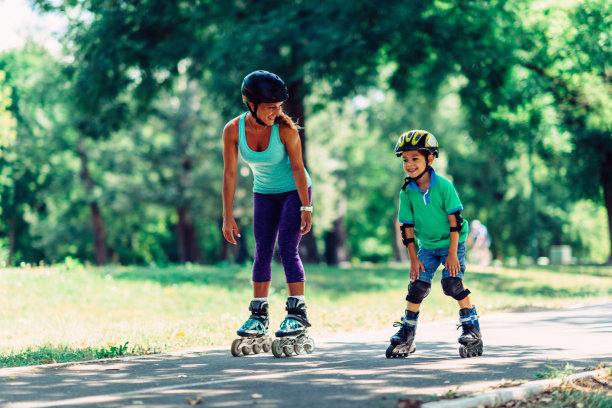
[1,0,608,265]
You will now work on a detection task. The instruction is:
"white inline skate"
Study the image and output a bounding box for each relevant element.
[231,300,272,357]
[271,297,315,358]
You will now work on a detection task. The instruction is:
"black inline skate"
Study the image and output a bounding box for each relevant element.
[231,300,272,357]
[386,310,418,358]
[271,297,315,358]
[457,306,483,358]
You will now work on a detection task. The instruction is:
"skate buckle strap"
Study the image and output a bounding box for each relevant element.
[284,313,311,327]
[394,316,417,327]
[279,318,303,331]
[459,313,479,325]
[241,318,267,334]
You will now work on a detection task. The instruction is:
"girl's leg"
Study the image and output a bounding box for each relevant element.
[252,192,282,294]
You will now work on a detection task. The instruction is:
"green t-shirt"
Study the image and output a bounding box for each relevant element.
[397,168,469,249]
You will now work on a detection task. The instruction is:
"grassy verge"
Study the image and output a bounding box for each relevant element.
[0,263,610,367]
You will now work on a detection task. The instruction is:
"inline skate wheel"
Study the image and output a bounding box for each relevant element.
[294,343,304,355]
[252,343,262,354]
[385,344,395,359]
[271,339,284,358]
[283,344,294,357]
[242,344,252,355]
[304,338,315,354]
[263,340,271,353]
[231,339,242,357]
[459,344,482,358]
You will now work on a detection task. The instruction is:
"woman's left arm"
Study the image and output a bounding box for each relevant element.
[282,126,312,235]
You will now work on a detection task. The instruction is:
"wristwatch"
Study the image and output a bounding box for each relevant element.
[300,206,313,212]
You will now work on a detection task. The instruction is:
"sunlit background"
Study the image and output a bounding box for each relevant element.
[1,0,610,268]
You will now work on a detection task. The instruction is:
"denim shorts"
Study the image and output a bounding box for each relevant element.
[416,243,466,283]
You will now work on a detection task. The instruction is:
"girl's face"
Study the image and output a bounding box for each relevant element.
[251,102,283,126]
[402,150,431,178]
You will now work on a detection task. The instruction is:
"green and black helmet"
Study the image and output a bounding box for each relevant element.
[394,130,439,158]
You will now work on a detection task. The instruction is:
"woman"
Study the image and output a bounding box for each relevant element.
[222,70,314,357]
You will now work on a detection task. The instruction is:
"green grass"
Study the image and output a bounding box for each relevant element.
[535,361,579,379]
[0,262,610,367]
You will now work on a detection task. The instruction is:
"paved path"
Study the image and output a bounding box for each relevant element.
[1,303,610,408]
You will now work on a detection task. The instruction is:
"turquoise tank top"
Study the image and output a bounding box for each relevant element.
[238,112,311,194]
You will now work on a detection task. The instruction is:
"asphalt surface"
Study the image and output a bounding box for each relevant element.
[0,303,610,408]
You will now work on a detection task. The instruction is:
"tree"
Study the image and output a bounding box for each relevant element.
[0,44,69,265]
[0,69,17,264]
[517,0,612,263]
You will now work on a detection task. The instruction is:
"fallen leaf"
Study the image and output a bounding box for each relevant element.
[186,396,203,406]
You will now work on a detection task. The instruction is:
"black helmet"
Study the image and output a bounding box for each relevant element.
[394,130,439,158]
[241,70,289,105]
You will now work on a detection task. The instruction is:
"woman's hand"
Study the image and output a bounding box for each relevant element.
[300,211,312,235]
[222,216,241,244]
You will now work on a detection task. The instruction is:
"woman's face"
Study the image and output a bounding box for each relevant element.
[251,102,283,126]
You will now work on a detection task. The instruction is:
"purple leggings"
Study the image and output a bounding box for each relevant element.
[252,188,311,283]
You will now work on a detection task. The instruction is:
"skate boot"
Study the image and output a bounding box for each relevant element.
[457,306,483,358]
[271,297,315,358]
[230,300,272,357]
[386,310,418,358]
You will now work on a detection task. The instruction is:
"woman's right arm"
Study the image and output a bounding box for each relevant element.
[222,120,240,244]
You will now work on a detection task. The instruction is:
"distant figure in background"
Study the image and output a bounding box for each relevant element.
[466,219,492,266]
[222,70,314,358]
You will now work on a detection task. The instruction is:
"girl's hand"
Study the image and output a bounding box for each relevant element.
[300,211,312,235]
[222,216,241,244]
[445,253,460,276]
[410,260,425,282]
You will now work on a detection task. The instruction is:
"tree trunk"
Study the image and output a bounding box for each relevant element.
[176,205,201,263]
[324,217,350,265]
[78,135,108,265]
[8,216,15,266]
[89,202,108,265]
[602,151,612,265]
[284,79,319,263]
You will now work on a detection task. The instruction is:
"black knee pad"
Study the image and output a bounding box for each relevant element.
[441,277,471,301]
[406,280,431,304]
